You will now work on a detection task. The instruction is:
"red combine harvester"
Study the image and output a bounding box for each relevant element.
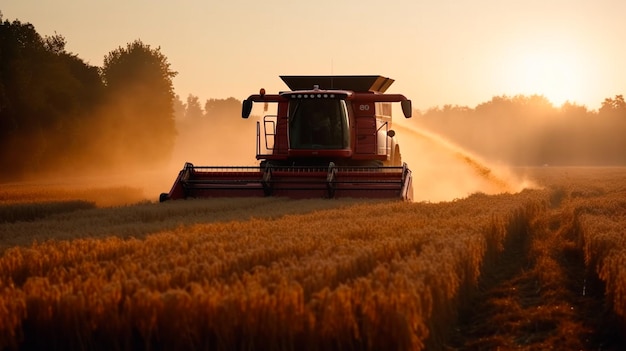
[160,75,414,201]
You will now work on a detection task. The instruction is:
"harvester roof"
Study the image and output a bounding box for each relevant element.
[280,75,395,93]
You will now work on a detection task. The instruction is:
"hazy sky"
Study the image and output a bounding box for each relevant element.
[3,0,625,110]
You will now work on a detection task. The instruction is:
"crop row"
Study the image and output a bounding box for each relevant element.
[0,192,542,350]
[576,189,626,323]
[0,197,375,253]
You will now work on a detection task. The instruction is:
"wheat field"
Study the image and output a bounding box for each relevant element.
[0,167,624,350]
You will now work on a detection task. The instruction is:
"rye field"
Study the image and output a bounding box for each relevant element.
[0,167,625,350]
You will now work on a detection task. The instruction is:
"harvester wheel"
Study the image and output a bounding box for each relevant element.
[159,193,169,202]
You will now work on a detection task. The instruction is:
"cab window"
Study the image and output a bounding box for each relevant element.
[288,99,349,149]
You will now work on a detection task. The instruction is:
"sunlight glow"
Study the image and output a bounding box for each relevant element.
[503,42,590,107]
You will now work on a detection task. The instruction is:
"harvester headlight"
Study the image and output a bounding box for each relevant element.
[259,88,266,97]
[283,92,344,99]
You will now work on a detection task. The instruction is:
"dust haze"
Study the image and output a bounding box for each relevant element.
[8,100,537,205]
[169,114,257,168]
[393,120,534,202]
[136,110,260,201]
[155,104,535,203]
[99,112,259,203]
[30,110,535,205]
[167,103,536,201]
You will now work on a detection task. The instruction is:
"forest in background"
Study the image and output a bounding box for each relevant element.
[413,94,626,166]
[1,14,625,182]
[0,14,179,180]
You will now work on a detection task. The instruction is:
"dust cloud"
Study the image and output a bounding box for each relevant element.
[0,99,260,205]
[11,106,535,205]
[114,114,537,204]
[169,116,257,168]
[157,115,536,204]
[394,120,535,202]
[141,113,260,200]
[39,112,259,204]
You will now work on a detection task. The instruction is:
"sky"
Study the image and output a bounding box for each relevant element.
[3,0,626,111]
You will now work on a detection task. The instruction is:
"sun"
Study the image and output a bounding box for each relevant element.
[501,41,589,107]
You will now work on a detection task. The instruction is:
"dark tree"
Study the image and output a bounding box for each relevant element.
[172,94,186,120]
[204,97,240,119]
[43,32,66,54]
[100,40,177,167]
[185,94,204,119]
[599,95,626,116]
[596,95,626,164]
[0,18,104,177]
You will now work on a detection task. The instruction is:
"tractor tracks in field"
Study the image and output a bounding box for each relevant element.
[445,200,624,351]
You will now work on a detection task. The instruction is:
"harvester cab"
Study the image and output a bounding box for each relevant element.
[160,75,414,201]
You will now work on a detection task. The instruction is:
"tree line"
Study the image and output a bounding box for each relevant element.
[412,95,626,166]
[0,14,178,180]
[0,14,250,180]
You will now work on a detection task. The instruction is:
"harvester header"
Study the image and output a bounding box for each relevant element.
[160,75,414,201]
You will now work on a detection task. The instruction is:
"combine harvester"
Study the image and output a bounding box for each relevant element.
[160,75,414,201]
